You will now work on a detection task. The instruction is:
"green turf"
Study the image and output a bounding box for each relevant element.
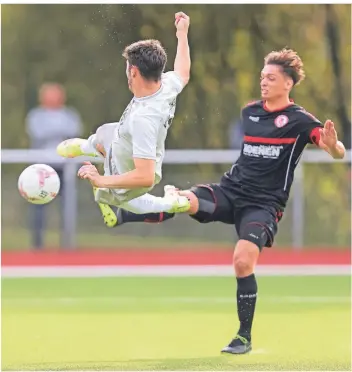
[2,227,350,251]
[1,227,233,250]
[2,276,351,371]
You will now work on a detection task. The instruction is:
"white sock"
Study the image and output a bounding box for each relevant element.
[122,193,174,214]
[80,136,99,156]
[95,190,174,214]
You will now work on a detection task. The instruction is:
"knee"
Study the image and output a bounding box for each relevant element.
[94,189,104,204]
[233,252,253,276]
[94,188,111,204]
[233,240,260,277]
[178,190,199,214]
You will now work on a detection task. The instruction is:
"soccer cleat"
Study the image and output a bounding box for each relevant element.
[92,187,118,228]
[221,335,252,355]
[166,195,190,213]
[164,185,178,197]
[57,138,97,158]
[164,185,190,213]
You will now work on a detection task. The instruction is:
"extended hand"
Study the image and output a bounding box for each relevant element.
[319,120,337,149]
[77,161,103,187]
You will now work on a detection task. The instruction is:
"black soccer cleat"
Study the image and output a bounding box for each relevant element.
[221,334,252,355]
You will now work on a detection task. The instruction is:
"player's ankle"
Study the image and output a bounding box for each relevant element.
[80,139,96,155]
[237,331,251,342]
[178,190,199,214]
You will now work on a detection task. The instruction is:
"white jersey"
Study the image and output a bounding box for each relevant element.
[86,121,117,171]
[87,71,184,205]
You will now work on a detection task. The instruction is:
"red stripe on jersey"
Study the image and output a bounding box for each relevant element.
[309,127,321,146]
[244,136,296,144]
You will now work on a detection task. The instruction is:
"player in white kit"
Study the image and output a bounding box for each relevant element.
[57,12,191,226]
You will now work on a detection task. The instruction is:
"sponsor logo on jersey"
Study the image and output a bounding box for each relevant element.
[243,144,283,159]
[249,233,259,239]
[274,115,289,128]
[249,116,259,122]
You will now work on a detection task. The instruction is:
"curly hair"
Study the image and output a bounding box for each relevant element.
[264,48,305,86]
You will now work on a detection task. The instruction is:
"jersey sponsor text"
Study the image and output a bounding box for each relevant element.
[243,143,283,159]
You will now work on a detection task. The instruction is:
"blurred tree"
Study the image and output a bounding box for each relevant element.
[325,4,351,149]
[2,4,350,149]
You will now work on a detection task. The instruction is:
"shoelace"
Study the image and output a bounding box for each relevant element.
[232,334,248,345]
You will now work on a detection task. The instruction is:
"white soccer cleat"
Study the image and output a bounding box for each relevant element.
[164,185,178,197]
[164,185,190,213]
[168,195,191,213]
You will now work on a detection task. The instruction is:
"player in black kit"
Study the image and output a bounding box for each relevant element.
[99,48,346,354]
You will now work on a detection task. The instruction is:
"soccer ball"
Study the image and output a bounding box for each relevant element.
[18,164,60,204]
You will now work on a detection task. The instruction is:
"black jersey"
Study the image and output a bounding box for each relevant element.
[221,100,322,210]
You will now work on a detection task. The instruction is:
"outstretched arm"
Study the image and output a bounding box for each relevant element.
[78,158,155,189]
[173,12,191,86]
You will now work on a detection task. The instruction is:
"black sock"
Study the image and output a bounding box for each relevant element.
[117,209,175,225]
[236,274,258,341]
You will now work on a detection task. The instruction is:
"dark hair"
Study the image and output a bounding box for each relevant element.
[123,39,167,82]
[264,48,305,86]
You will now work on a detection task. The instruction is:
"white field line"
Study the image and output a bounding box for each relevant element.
[1,264,351,278]
[2,296,350,306]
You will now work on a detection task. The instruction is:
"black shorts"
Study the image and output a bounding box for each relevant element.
[189,183,283,249]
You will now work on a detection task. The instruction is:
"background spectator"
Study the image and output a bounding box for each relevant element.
[25,83,83,248]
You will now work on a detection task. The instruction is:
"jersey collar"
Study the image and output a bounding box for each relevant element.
[133,83,163,102]
[263,99,295,112]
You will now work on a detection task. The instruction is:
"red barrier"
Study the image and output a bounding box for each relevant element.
[1,248,351,266]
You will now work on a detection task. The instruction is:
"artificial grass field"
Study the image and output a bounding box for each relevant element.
[2,276,351,371]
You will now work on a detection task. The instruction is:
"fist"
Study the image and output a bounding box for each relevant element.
[175,12,190,34]
[77,161,99,179]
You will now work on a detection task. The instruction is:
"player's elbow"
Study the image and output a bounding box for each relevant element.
[133,158,156,187]
[140,174,155,187]
[175,70,190,86]
[180,73,190,86]
[136,169,155,187]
